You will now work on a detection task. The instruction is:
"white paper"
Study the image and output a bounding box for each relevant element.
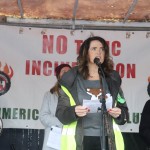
[83,93,113,113]
[105,93,113,110]
[47,126,62,150]
[83,99,101,113]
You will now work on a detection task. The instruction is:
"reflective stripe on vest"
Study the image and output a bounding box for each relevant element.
[113,93,125,150]
[61,86,77,150]
[113,120,124,150]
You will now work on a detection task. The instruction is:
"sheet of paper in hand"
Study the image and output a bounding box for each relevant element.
[47,126,62,150]
[83,93,112,113]
[105,93,113,110]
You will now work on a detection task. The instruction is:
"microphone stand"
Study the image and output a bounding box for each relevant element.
[98,65,107,150]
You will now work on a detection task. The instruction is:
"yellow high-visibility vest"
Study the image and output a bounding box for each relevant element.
[61,86,77,150]
[113,93,126,150]
[61,86,125,150]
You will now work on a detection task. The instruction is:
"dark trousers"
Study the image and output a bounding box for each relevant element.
[83,136,108,150]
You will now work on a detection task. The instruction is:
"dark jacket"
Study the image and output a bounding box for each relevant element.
[139,99,150,146]
[56,66,128,150]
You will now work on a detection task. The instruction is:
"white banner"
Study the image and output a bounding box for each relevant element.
[0,25,149,132]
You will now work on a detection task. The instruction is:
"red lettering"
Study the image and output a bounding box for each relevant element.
[56,35,67,54]
[32,61,41,75]
[25,60,30,74]
[115,63,136,78]
[25,60,78,76]
[42,35,54,53]
[25,60,52,76]
[112,41,121,56]
[127,64,136,78]
[116,63,125,78]
[43,61,52,76]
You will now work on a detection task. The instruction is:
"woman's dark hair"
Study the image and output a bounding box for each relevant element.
[77,36,114,79]
[147,82,150,97]
[50,76,61,96]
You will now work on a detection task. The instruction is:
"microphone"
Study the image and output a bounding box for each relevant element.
[94,57,101,67]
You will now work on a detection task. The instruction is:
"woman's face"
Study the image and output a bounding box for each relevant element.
[59,67,71,78]
[88,40,105,64]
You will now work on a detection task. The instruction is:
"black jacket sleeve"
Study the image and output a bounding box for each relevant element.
[108,71,129,125]
[139,100,150,146]
[114,87,129,125]
[55,89,78,125]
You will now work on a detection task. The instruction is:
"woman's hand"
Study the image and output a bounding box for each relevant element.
[108,107,121,118]
[75,105,89,117]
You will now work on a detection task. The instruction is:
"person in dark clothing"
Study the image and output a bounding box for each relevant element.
[139,80,150,148]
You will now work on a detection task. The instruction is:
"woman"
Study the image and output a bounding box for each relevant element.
[56,36,128,150]
[39,64,71,150]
